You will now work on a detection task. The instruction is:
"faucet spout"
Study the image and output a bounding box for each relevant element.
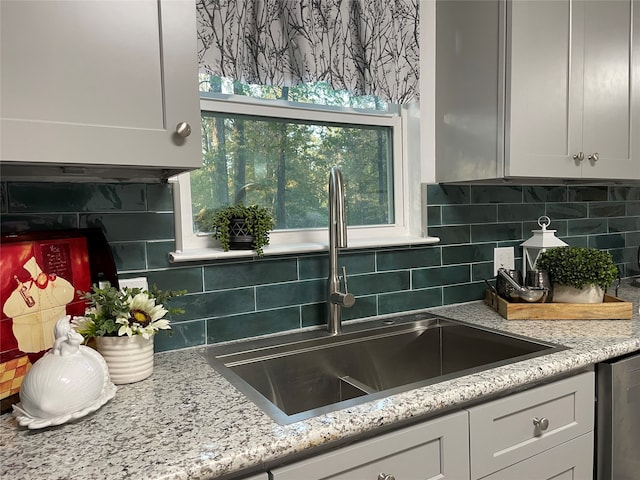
[327,167,355,335]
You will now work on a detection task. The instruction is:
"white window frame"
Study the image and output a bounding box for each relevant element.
[169,95,438,262]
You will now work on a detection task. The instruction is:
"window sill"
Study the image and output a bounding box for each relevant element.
[169,235,440,263]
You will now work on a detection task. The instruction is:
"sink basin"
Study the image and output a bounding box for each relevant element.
[200,313,566,424]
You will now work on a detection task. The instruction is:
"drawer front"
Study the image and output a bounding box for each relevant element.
[270,410,469,480]
[481,432,594,480]
[469,372,594,479]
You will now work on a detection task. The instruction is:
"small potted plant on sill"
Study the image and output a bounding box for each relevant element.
[72,283,185,384]
[195,203,275,257]
[536,246,619,303]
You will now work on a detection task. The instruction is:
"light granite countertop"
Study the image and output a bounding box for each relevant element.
[2,283,640,480]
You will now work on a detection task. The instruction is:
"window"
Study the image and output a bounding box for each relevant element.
[171,77,433,261]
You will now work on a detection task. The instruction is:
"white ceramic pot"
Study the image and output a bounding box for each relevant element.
[95,335,154,384]
[552,284,604,304]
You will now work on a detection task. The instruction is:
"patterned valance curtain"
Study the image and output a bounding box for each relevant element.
[196,0,420,104]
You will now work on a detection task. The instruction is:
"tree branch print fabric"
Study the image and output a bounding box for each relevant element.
[196,0,420,103]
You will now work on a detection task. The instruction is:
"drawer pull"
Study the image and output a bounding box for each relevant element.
[533,416,549,431]
[378,474,396,480]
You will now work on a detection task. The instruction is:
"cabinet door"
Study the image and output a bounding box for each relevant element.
[270,410,470,480]
[509,0,637,180]
[468,372,594,479]
[507,0,583,178]
[0,0,201,175]
[583,0,638,180]
[481,433,594,480]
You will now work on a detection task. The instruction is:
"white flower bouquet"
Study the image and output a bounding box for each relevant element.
[73,282,185,340]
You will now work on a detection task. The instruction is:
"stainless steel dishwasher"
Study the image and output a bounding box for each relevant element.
[596,351,640,480]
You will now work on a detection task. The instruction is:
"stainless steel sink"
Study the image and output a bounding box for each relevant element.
[200,313,566,424]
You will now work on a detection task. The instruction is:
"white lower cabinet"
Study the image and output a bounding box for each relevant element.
[267,372,595,480]
[479,433,594,480]
[469,371,594,479]
[269,410,470,480]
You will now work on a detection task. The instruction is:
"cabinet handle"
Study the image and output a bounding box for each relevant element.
[176,122,192,138]
[533,416,549,431]
[377,474,396,480]
[572,152,585,162]
[588,152,599,162]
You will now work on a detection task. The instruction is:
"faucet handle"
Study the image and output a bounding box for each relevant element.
[341,266,350,293]
[330,291,356,308]
[339,266,356,308]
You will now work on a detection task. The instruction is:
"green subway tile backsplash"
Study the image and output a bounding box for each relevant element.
[545,203,589,219]
[442,243,495,265]
[350,271,411,296]
[1,180,639,352]
[611,186,640,200]
[155,321,205,353]
[147,267,203,294]
[204,258,298,290]
[627,201,640,215]
[146,240,177,269]
[376,247,440,271]
[443,282,486,305]
[588,233,626,250]
[609,217,640,232]
[378,288,442,315]
[206,308,300,343]
[412,264,470,289]
[427,224,469,245]
[497,203,545,222]
[110,242,147,271]
[2,213,77,232]
[7,182,147,212]
[470,185,523,204]
[589,202,626,217]
[298,252,375,280]
[256,279,325,309]
[567,219,608,236]
[146,183,174,211]
[80,212,174,241]
[524,186,567,203]
[568,185,608,202]
[441,204,497,225]
[471,222,523,242]
[426,184,470,205]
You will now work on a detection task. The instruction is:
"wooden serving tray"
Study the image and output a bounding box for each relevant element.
[485,290,633,320]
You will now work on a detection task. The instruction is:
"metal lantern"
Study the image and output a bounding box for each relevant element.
[521,216,568,277]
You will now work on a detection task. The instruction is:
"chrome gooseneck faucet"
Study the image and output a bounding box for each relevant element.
[327,166,355,335]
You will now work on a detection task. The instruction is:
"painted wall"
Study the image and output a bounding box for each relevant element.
[1,181,639,352]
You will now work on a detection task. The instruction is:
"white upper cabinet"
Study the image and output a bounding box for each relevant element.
[0,0,202,181]
[436,0,639,182]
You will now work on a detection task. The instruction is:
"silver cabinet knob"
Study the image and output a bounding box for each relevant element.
[378,474,396,480]
[176,122,192,138]
[572,152,584,162]
[589,152,599,162]
[533,416,549,431]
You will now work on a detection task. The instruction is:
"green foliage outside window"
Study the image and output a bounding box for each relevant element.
[191,76,394,232]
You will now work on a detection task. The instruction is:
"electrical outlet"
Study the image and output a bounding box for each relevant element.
[493,247,515,276]
[119,277,149,291]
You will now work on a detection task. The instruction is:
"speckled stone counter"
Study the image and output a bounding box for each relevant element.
[3,284,640,480]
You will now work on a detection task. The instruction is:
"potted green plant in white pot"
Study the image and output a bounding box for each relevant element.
[195,203,275,257]
[536,246,619,303]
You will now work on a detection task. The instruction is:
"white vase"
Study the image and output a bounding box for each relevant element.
[95,335,154,385]
[552,284,604,304]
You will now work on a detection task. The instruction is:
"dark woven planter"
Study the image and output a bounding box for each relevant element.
[228,218,254,250]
